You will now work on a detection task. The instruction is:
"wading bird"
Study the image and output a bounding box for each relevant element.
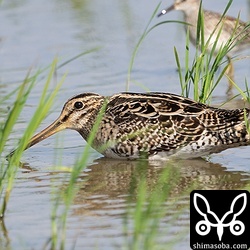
[12,92,250,160]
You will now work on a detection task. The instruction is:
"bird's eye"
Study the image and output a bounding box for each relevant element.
[74,101,84,110]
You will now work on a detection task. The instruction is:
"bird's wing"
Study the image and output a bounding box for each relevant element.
[106,93,210,151]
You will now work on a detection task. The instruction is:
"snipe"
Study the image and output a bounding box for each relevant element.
[12,92,250,160]
[158,0,250,92]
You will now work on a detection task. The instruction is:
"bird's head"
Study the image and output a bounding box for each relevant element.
[24,93,105,151]
[158,0,200,17]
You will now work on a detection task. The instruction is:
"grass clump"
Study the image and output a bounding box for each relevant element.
[127,1,249,104]
[173,0,250,103]
[0,48,99,220]
[0,59,64,218]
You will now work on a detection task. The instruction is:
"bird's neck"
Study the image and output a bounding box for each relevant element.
[182,2,202,23]
[78,98,106,141]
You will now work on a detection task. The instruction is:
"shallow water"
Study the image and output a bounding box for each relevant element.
[0,0,250,249]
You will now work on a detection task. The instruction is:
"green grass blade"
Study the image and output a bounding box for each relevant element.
[126,2,162,91]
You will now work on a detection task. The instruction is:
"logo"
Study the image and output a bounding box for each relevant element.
[190,190,250,250]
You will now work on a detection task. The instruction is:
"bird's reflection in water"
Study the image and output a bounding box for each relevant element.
[72,157,249,216]
[0,157,249,249]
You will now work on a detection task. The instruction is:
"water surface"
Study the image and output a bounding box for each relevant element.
[0,0,250,249]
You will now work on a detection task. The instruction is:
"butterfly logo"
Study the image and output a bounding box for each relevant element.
[193,193,247,241]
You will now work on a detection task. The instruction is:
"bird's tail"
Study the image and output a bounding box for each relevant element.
[245,108,250,142]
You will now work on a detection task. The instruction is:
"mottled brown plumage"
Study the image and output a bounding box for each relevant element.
[20,92,250,160]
